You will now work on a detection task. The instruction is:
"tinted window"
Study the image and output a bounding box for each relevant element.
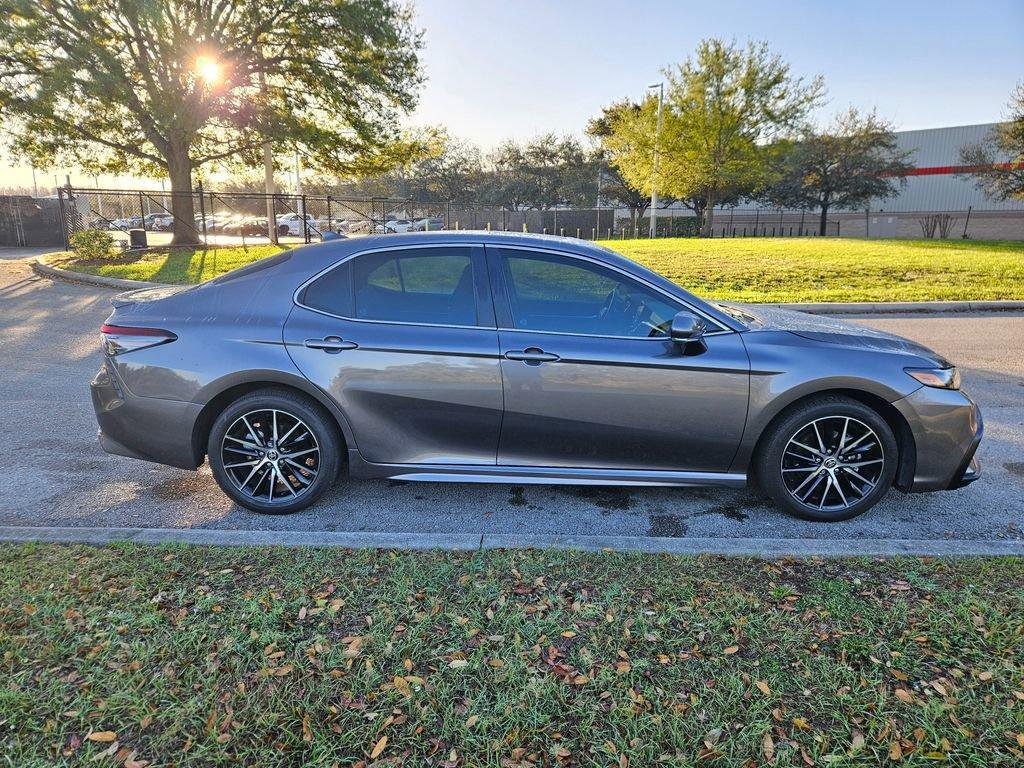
[303,247,477,325]
[497,249,682,338]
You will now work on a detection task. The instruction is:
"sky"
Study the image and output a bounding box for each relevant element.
[2,0,1022,191]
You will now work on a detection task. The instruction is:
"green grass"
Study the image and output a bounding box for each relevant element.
[47,237,1024,303]
[48,244,286,285]
[2,544,1022,766]
[599,237,1024,303]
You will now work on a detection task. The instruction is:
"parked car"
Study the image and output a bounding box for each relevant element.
[373,218,414,233]
[109,216,143,230]
[92,232,982,519]
[223,217,274,237]
[412,216,445,231]
[277,213,318,236]
[143,213,174,231]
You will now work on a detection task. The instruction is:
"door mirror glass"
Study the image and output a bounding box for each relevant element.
[670,311,706,344]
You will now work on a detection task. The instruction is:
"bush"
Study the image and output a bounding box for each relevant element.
[70,228,117,260]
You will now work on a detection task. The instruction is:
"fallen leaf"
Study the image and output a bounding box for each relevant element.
[889,742,903,761]
[449,659,468,669]
[723,645,739,655]
[756,680,772,697]
[465,715,478,728]
[895,688,914,703]
[86,731,117,743]
[370,735,388,759]
[978,671,993,681]
[762,732,775,761]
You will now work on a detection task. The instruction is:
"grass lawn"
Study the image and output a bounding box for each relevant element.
[2,544,1022,766]
[45,237,1024,302]
[47,244,287,285]
[600,237,1024,303]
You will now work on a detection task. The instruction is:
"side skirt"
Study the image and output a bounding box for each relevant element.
[348,451,747,488]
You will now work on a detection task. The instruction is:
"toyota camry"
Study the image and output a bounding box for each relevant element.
[91,232,982,521]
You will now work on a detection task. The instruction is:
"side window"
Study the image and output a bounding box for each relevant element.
[497,249,682,338]
[302,247,478,325]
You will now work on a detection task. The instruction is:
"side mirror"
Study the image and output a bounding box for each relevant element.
[670,310,707,345]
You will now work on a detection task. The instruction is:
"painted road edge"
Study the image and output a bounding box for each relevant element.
[1,525,1021,557]
[33,254,1024,315]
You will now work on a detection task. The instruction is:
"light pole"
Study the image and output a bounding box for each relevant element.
[648,82,664,239]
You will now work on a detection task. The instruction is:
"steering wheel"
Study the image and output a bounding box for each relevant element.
[597,284,625,321]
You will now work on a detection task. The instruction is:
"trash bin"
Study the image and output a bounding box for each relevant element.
[128,228,148,250]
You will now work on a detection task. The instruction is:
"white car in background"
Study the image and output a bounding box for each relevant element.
[375,218,414,233]
[276,213,318,236]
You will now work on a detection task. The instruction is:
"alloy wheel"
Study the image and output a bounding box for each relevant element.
[780,416,885,513]
[220,408,320,505]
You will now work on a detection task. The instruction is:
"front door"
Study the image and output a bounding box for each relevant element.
[284,244,503,465]
[486,245,749,472]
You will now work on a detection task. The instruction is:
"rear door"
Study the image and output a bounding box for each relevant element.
[486,245,750,472]
[284,244,503,465]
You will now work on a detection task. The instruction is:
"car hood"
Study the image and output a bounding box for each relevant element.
[721,302,952,366]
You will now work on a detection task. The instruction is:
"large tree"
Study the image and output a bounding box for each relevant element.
[762,108,912,235]
[588,101,656,229]
[959,84,1024,201]
[402,131,484,204]
[482,134,598,210]
[0,0,423,243]
[604,39,823,236]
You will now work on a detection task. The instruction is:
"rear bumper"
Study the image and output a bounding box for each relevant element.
[91,362,202,470]
[892,386,982,493]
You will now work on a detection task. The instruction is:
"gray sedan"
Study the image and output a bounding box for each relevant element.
[91,232,981,521]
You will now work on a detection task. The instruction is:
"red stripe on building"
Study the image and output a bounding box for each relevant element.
[890,162,1024,177]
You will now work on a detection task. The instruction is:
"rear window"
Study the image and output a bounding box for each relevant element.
[301,247,477,325]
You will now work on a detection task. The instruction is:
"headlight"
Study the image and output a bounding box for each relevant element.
[905,366,960,390]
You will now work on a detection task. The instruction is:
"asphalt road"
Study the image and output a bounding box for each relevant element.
[1,249,1022,543]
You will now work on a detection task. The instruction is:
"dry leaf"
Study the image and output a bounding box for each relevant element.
[895,688,914,703]
[86,731,117,743]
[465,715,478,728]
[449,659,468,669]
[370,735,388,759]
[889,742,903,760]
[978,670,993,681]
[756,680,772,697]
[762,732,775,761]
[723,645,739,655]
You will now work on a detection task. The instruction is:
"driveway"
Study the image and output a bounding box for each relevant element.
[1,251,1022,546]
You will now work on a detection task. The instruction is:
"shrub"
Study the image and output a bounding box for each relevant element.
[70,228,117,260]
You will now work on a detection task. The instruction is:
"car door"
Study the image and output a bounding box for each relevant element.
[284,243,503,465]
[486,245,750,472]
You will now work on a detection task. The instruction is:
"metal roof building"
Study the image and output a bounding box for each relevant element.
[869,123,1022,212]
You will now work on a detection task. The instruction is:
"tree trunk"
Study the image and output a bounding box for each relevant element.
[700,191,716,237]
[818,205,829,236]
[167,149,200,246]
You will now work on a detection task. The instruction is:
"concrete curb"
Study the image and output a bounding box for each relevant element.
[1,525,1021,557]
[32,255,163,291]
[33,253,1024,315]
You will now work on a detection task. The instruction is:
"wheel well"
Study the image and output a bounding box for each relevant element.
[190,381,346,466]
[753,388,916,491]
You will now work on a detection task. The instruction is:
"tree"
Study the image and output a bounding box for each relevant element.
[959,83,1024,201]
[403,131,484,204]
[588,101,655,228]
[482,134,597,210]
[603,39,823,236]
[0,0,423,244]
[762,108,912,235]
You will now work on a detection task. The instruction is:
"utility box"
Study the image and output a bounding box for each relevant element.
[868,215,898,238]
[128,228,148,250]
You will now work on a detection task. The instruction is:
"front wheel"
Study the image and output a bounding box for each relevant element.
[207,389,341,514]
[755,396,898,522]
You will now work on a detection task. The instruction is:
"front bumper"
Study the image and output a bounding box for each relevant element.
[892,385,982,493]
[91,361,203,470]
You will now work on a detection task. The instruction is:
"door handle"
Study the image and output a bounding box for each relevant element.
[504,347,560,363]
[304,336,358,353]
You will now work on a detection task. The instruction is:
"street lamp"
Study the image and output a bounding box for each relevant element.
[648,82,664,239]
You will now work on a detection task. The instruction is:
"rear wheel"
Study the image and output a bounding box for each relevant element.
[208,389,340,514]
[755,396,898,521]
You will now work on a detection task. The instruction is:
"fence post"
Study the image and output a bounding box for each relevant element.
[196,182,207,240]
[753,209,759,236]
[962,206,972,239]
[301,195,309,243]
[576,227,580,238]
[58,188,69,249]
[326,196,333,232]
[138,191,145,225]
[836,220,840,237]
[522,223,527,233]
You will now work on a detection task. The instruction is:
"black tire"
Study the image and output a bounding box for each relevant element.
[207,388,341,514]
[755,395,898,522]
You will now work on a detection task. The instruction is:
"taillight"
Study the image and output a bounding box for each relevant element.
[100,324,177,355]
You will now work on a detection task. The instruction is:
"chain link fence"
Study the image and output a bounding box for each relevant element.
[55,186,1022,249]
